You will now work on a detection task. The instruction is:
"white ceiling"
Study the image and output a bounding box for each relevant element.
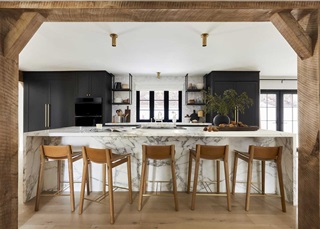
[19,22,297,79]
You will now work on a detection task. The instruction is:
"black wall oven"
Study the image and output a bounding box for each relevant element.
[75,97,102,126]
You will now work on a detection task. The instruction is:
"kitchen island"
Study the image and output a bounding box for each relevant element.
[23,126,296,205]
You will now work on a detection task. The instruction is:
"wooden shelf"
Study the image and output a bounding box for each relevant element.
[186,89,203,92]
[187,103,205,105]
[111,89,131,92]
[112,102,131,105]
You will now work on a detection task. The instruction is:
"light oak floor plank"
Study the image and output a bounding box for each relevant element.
[18,192,297,228]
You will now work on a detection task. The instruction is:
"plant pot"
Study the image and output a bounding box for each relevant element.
[213,114,230,126]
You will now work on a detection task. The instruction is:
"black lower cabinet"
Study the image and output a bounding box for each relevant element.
[205,71,260,126]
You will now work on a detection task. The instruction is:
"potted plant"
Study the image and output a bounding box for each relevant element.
[203,88,253,126]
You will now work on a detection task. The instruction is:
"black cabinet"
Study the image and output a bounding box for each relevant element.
[24,71,112,132]
[205,71,260,126]
[24,72,76,132]
[76,71,108,98]
[75,71,112,124]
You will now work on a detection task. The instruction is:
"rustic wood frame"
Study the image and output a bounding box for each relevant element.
[0,1,319,228]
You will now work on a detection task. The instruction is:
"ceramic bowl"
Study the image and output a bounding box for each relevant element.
[196,83,204,89]
[114,98,122,103]
[122,84,129,89]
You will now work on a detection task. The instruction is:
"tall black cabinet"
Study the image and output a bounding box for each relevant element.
[24,71,112,132]
[205,71,260,126]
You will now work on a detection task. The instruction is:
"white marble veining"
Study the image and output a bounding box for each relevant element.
[23,126,296,206]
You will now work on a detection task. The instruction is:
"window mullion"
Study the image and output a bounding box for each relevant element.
[278,91,283,131]
[150,91,155,121]
[164,91,169,121]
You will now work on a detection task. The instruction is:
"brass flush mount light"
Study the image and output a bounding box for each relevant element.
[110,33,118,47]
[201,33,209,47]
[157,72,161,79]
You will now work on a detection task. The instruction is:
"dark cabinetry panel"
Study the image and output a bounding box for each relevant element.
[205,71,260,126]
[24,72,77,132]
[50,75,76,129]
[24,71,112,132]
[76,71,108,98]
[24,77,49,132]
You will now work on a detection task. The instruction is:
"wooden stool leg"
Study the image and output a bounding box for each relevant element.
[245,159,253,211]
[67,158,75,212]
[232,152,238,195]
[127,156,133,204]
[224,159,231,211]
[276,159,286,212]
[143,162,148,194]
[35,157,45,211]
[138,158,147,211]
[191,158,200,210]
[107,165,115,224]
[262,161,265,195]
[187,151,193,194]
[57,160,61,191]
[171,158,179,211]
[78,160,88,215]
[86,161,90,195]
[216,160,220,193]
[102,164,107,195]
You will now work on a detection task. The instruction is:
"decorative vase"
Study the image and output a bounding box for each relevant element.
[213,114,230,126]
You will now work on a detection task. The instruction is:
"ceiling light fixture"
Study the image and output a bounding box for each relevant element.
[201,33,209,47]
[110,33,118,47]
[157,72,161,79]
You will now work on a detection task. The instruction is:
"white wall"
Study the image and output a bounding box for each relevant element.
[260,79,297,90]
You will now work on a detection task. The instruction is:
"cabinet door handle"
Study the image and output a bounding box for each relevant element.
[47,104,50,128]
[44,104,47,128]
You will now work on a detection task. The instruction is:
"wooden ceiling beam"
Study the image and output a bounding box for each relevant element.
[4,12,45,60]
[270,10,312,60]
[0,1,320,10]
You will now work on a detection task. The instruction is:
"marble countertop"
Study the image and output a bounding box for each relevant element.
[24,126,295,138]
[104,122,211,126]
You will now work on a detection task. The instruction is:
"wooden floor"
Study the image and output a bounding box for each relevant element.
[18,192,297,228]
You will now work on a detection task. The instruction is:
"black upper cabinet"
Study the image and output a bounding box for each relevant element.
[76,71,108,97]
[205,71,260,126]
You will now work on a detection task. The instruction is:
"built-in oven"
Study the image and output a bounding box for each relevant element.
[75,97,102,126]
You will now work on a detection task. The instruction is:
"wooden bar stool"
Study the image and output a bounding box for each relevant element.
[79,146,132,224]
[138,144,178,211]
[35,145,86,212]
[187,144,231,211]
[232,145,286,212]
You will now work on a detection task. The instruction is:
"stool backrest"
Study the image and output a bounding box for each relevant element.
[249,145,282,160]
[196,144,229,160]
[40,145,72,159]
[142,145,175,160]
[82,146,112,164]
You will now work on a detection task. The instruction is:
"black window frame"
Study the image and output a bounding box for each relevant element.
[136,91,182,122]
[260,90,297,131]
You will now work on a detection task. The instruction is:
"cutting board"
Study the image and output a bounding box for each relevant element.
[125,106,131,123]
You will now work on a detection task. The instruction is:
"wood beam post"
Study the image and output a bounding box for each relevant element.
[0,52,19,229]
[4,12,45,60]
[271,10,312,60]
[297,10,320,228]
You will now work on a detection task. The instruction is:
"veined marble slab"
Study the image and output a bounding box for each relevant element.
[23,126,297,206]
